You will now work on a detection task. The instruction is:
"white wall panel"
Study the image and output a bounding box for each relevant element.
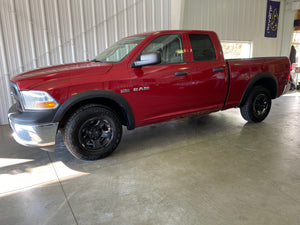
[0,0,170,124]
[182,0,291,58]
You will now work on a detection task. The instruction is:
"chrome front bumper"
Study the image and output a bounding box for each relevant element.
[9,118,58,149]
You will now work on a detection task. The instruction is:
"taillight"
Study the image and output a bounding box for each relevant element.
[288,63,291,79]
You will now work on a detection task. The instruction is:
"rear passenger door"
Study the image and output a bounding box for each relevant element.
[187,34,228,111]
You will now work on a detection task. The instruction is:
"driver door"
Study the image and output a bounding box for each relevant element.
[128,34,192,126]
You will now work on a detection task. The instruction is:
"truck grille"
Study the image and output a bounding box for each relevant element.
[10,81,23,111]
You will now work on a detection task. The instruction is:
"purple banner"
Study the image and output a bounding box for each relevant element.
[264,0,280,38]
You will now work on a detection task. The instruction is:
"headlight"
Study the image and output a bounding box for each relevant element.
[20,91,59,110]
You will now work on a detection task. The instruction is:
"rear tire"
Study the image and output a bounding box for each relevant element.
[62,104,122,160]
[240,86,272,123]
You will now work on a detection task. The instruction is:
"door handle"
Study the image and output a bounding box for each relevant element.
[212,68,224,72]
[174,71,188,76]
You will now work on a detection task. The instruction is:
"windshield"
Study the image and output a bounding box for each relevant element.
[93,35,148,63]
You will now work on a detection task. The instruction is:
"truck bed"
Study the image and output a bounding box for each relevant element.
[224,57,290,109]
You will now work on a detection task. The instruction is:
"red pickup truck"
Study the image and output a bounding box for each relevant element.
[8,30,290,160]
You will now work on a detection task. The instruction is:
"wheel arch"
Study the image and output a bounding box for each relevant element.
[52,90,135,130]
[239,72,278,107]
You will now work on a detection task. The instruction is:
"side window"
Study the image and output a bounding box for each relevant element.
[140,34,184,64]
[189,34,216,61]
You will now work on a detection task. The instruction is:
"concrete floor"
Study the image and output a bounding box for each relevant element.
[0,91,300,225]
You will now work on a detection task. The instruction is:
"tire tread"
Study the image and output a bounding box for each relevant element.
[240,86,271,123]
[62,104,122,160]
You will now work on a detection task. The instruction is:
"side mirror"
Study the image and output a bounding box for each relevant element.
[133,52,161,67]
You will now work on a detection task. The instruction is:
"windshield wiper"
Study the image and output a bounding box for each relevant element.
[91,59,104,63]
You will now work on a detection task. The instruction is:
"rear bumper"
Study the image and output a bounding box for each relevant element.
[8,104,58,149]
[282,82,291,95]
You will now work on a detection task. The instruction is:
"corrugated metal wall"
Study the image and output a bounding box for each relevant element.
[0,0,170,125]
[182,0,287,57]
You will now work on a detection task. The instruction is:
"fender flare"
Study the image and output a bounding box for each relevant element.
[52,90,135,130]
[239,72,278,106]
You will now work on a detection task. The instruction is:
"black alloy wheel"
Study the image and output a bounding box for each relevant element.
[252,93,271,119]
[240,86,272,123]
[62,104,122,160]
[78,117,114,151]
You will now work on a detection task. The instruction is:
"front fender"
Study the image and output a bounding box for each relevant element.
[52,90,135,130]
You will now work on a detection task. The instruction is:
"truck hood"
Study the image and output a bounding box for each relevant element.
[12,62,113,90]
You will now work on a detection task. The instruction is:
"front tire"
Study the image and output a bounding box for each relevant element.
[62,104,122,160]
[240,86,272,123]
